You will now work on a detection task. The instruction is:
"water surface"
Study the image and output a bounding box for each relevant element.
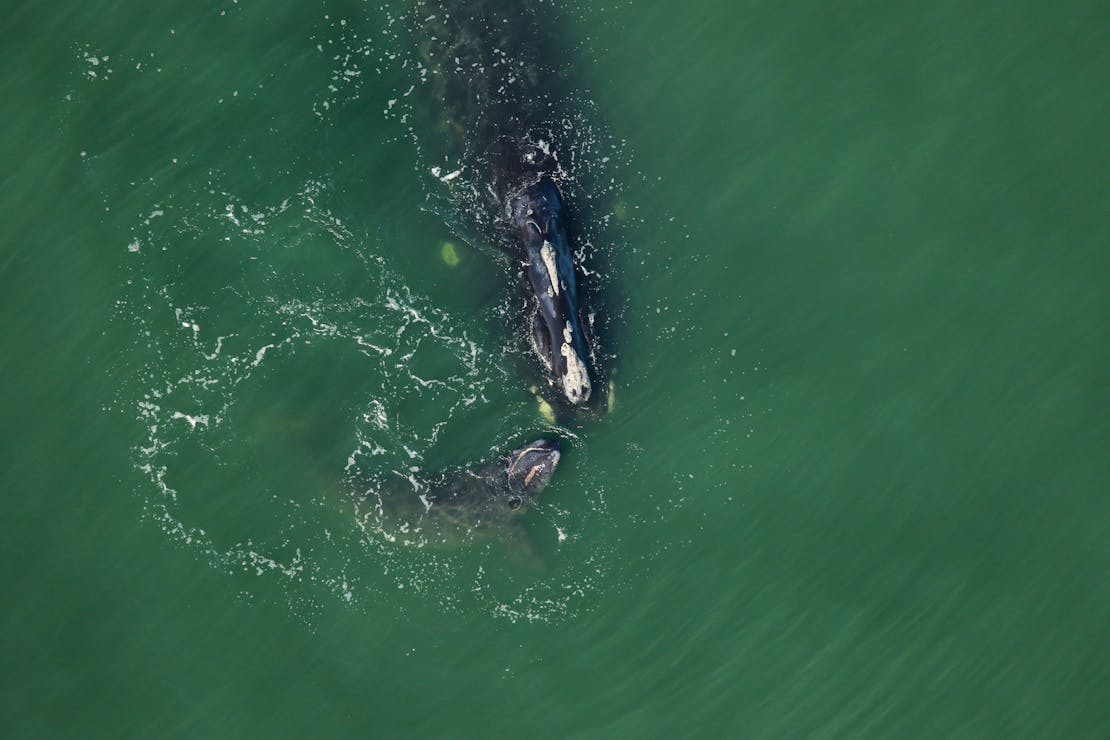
[2,0,1108,736]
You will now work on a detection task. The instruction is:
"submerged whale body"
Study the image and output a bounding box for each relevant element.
[414,0,600,408]
[367,439,562,546]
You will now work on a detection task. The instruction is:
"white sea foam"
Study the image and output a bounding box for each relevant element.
[171,411,209,429]
[111,1,630,622]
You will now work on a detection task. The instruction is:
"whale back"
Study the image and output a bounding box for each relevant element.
[414,0,570,206]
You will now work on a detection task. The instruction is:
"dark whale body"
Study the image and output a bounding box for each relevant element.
[512,177,592,404]
[414,0,599,409]
[367,438,561,546]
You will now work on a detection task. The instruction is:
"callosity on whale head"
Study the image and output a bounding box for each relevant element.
[364,437,562,550]
[503,437,561,508]
[509,176,594,405]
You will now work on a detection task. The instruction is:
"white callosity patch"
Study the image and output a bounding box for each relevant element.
[540,241,559,297]
[559,323,591,404]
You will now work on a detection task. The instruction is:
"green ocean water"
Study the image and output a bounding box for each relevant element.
[3,0,1108,736]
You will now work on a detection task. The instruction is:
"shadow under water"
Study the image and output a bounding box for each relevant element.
[401,0,621,420]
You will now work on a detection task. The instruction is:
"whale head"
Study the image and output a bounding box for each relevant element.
[502,437,562,510]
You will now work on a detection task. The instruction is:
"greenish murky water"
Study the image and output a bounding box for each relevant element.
[3,0,1108,736]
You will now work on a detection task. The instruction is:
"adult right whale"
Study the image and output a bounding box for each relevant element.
[414,0,601,409]
[511,175,593,405]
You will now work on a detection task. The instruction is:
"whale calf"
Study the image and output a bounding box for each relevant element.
[365,438,562,547]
